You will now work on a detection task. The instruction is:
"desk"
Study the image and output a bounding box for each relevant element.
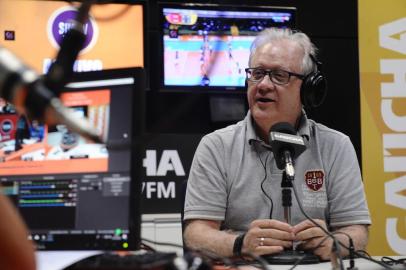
[36,252,401,270]
[36,251,102,270]
[236,258,399,270]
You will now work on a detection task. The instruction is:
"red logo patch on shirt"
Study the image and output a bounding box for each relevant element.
[305,170,325,191]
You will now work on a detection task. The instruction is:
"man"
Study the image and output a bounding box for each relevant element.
[183,28,371,261]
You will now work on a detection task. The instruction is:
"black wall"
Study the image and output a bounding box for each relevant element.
[143,0,361,162]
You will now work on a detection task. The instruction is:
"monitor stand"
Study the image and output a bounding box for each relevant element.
[261,250,320,265]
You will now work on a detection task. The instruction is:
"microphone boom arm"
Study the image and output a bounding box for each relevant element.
[0,46,103,143]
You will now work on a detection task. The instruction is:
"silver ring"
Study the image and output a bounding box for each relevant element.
[259,237,265,246]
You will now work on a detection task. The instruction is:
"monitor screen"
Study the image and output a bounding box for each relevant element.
[0,0,144,74]
[158,3,296,92]
[0,68,144,250]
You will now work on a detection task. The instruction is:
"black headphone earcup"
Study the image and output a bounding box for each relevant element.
[301,70,327,108]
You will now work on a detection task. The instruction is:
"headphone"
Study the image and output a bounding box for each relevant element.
[300,54,327,108]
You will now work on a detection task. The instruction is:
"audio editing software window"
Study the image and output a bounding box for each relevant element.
[0,72,139,250]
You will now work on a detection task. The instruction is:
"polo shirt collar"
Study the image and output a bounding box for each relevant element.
[246,110,258,143]
[297,110,311,141]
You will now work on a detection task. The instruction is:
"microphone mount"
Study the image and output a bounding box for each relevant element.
[0,0,102,143]
[261,122,318,264]
[269,122,306,224]
[283,149,295,181]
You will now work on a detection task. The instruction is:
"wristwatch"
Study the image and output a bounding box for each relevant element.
[232,233,246,257]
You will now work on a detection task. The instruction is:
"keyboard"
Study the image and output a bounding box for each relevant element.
[63,251,178,270]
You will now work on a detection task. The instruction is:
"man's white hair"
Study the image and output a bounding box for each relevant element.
[249,28,318,75]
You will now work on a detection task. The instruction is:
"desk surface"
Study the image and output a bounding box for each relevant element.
[37,251,102,270]
[36,251,402,270]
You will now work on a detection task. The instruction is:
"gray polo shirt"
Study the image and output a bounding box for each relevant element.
[184,111,371,231]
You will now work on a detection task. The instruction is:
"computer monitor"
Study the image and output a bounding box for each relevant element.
[0,68,144,250]
[156,2,296,92]
[0,0,145,73]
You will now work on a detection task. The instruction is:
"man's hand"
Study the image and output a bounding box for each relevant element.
[292,219,332,260]
[242,219,295,256]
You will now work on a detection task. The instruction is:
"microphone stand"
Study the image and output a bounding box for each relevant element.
[282,150,294,225]
[262,151,319,264]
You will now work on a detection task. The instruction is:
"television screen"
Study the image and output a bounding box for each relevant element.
[0,0,144,74]
[158,3,296,92]
[0,68,144,250]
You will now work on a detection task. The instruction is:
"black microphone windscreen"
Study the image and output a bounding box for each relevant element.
[269,122,306,170]
[44,26,86,95]
[270,122,296,135]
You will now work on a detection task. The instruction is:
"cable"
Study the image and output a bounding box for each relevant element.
[332,237,344,270]
[140,242,156,252]
[284,233,347,270]
[291,183,399,270]
[141,237,184,249]
[354,249,371,258]
[287,253,309,270]
[176,242,242,270]
[286,233,345,270]
[254,143,273,219]
[65,0,132,22]
[288,232,346,270]
[292,179,396,270]
[332,231,356,269]
[308,230,393,269]
[141,238,219,270]
[142,237,238,270]
[141,172,395,270]
[381,256,406,267]
[291,183,345,269]
[352,252,393,269]
[240,252,272,270]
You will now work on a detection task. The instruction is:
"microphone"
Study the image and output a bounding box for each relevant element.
[269,122,306,179]
[263,123,320,265]
[0,45,102,143]
[43,1,91,94]
[43,24,86,95]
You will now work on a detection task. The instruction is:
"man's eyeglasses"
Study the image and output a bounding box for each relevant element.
[245,68,305,85]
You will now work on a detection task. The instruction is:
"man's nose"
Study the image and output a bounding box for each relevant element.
[257,74,276,90]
